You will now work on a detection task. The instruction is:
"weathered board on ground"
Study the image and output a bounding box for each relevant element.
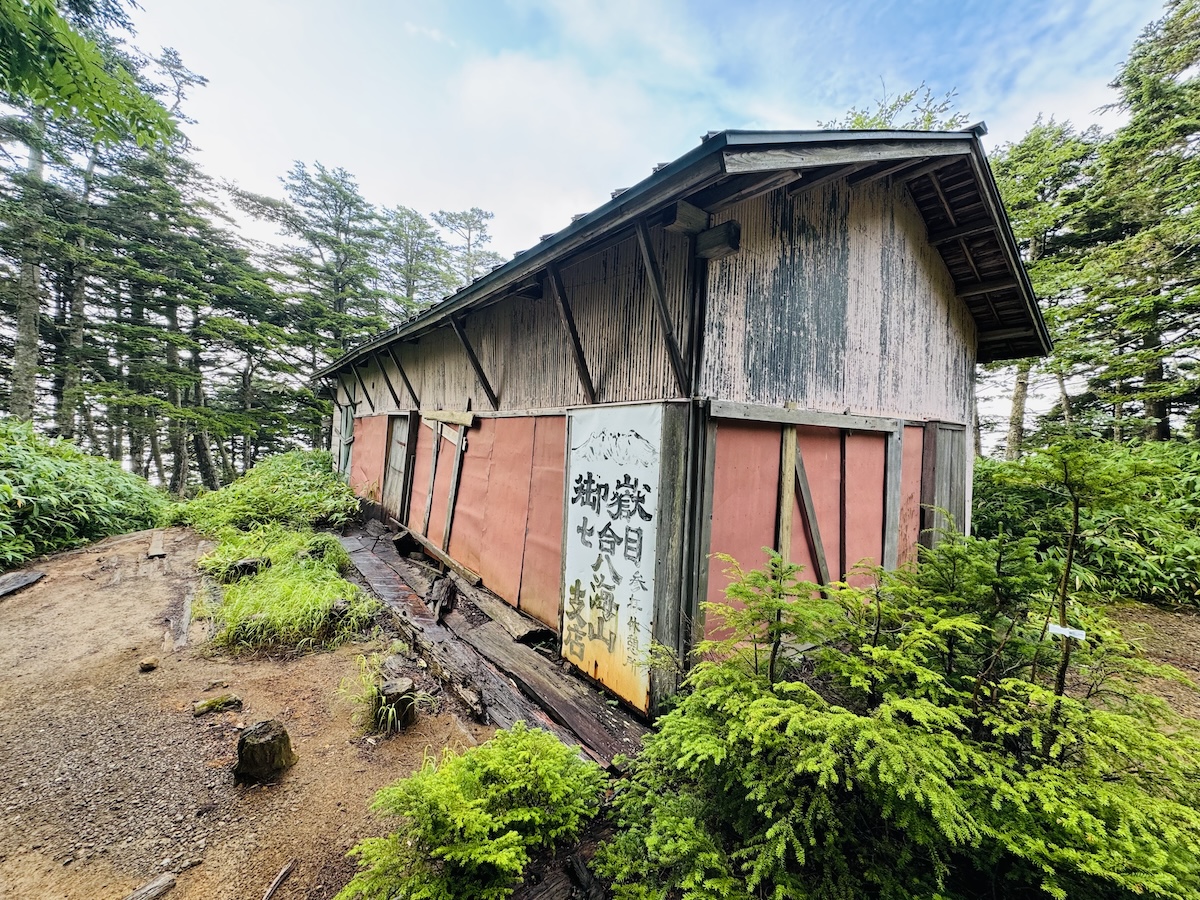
[147,530,166,559]
[340,534,579,751]
[0,569,44,599]
[456,619,649,766]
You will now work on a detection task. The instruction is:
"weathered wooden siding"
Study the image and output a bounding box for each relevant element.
[345,224,692,415]
[701,178,976,425]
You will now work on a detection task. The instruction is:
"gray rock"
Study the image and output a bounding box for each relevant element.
[192,693,242,717]
[138,657,159,673]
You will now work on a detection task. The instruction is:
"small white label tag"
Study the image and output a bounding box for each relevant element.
[1048,623,1087,641]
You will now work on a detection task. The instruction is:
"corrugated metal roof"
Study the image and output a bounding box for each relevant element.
[316,126,1049,377]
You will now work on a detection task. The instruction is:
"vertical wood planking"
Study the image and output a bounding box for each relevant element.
[882,427,903,569]
[776,426,797,563]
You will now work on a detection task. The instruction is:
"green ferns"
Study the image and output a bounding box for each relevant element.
[179,452,376,653]
[338,723,605,900]
[594,545,1200,900]
[0,419,166,570]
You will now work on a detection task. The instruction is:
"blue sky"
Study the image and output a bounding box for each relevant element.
[129,0,1163,255]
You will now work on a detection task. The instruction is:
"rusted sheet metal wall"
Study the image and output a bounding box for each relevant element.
[701,179,976,425]
[348,415,389,504]
[400,413,566,630]
[898,425,925,565]
[704,420,915,637]
[348,225,692,414]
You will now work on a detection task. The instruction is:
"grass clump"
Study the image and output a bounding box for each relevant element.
[167,450,358,534]
[0,419,166,570]
[197,523,378,654]
[338,651,434,735]
[337,723,605,900]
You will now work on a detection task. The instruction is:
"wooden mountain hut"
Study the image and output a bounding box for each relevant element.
[317,126,1050,714]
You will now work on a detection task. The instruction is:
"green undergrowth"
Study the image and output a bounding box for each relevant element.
[196,523,378,654]
[337,723,605,900]
[179,453,375,654]
[0,419,166,570]
[166,450,358,534]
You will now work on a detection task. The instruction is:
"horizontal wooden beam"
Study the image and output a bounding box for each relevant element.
[421,409,476,426]
[897,155,971,184]
[978,327,1040,343]
[696,220,741,260]
[723,140,971,175]
[957,278,1018,298]
[710,399,901,433]
[706,169,802,212]
[393,525,482,586]
[929,220,996,245]
[848,156,930,186]
[664,199,709,235]
[787,163,873,197]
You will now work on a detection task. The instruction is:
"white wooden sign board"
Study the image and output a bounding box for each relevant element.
[562,403,663,709]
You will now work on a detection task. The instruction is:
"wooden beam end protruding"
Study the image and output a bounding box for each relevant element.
[664,199,709,235]
[696,221,741,260]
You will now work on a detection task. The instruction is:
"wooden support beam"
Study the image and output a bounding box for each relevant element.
[350,363,376,412]
[334,375,356,409]
[373,352,403,408]
[664,199,709,234]
[794,445,831,587]
[787,163,872,197]
[449,317,499,410]
[384,344,420,407]
[848,156,930,186]
[882,428,903,570]
[707,170,801,212]
[895,155,968,184]
[547,262,597,404]
[696,221,741,260]
[956,278,1018,298]
[929,220,995,245]
[442,426,467,554]
[723,140,969,174]
[978,327,1039,343]
[710,399,900,433]
[777,426,797,562]
[634,218,690,396]
[422,417,462,446]
[394,525,482,586]
[421,421,441,537]
[421,409,476,427]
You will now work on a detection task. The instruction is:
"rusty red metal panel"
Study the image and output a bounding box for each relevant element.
[843,431,886,585]
[518,416,566,629]
[447,418,496,574]
[405,423,432,530]
[898,425,926,566]
[704,422,781,638]
[476,417,536,606]
[795,426,843,576]
[424,425,458,547]
[349,416,389,505]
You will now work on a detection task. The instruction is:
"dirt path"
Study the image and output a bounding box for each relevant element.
[0,528,490,900]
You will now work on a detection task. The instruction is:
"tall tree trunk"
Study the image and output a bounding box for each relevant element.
[55,148,100,439]
[1056,371,1073,426]
[1005,360,1032,461]
[11,109,46,421]
[148,428,166,484]
[1142,331,1170,440]
[188,307,220,490]
[165,300,189,496]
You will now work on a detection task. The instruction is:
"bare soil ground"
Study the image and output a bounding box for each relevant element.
[1108,601,1200,720]
[0,527,491,900]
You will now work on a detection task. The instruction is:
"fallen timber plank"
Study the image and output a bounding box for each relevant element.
[123,872,176,900]
[456,579,554,643]
[453,619,650,767]
[340,535,583,753]
[0,569,44,599]
[147,530,166,559]
[394,525,482,585]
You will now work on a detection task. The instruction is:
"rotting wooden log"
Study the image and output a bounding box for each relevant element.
[429,575,458,621]
[147,530,166,559]
[394,526,482,585]
[123,872,176,900]
[456,619,649,768]
[453,577,553,643]
[262,859,297,900]
[380,677,420,729]
[341,535,587,752]
[0,569,44,599]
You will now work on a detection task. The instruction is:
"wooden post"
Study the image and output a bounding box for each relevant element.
[442,426,467,554]
[794,444,831,587]
[882,428,904,569]
[634,218,690,396]
[776,426,796,563]
[421,420,441,537]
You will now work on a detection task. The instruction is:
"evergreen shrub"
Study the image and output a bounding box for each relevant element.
[337,723,605,900]
[594,543,1200,900]
[0,419,166,570]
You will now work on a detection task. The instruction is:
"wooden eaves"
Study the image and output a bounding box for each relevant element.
[315,126,1050,388]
